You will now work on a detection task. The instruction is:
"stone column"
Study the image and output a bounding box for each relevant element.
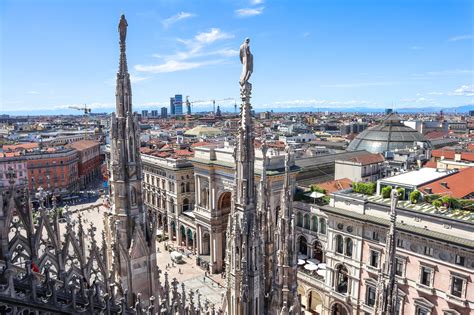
[197,226,202,255]
[177,224,182,246]
[185,229,189,249]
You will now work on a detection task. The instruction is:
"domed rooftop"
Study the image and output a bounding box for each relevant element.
[347,113,431,154]
[184,125,223,137]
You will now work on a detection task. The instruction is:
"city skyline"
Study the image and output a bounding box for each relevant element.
[1,0,473,114]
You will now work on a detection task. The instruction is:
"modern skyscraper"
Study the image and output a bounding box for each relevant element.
[141,110,148,117]
[174,94,183,115]
[161,106,168,118]
[151,109,158,117]
[170,96,175,115]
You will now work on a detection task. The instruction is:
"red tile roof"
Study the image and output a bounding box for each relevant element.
[67,140,100,151]
[432,149,474,162]
[424,161,438,168]
[3,142,38,152]
[424,131,447,140]
[316,178,352,194]
[419,167,474,198]
[346,153,385,165]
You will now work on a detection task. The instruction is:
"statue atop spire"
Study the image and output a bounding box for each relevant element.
[239,37,253,98]
[224,37,263,315]
[119,14,128,44]
[109,14,158,305]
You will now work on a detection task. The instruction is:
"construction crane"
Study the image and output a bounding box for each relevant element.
[69,104,92,139]
[186,97,235,114]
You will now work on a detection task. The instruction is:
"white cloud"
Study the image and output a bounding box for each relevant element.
[26,90,39,95]
[194,28,234,44]
[235,7,264,17]
[448,34,473,42]
[451,84,474,96]
[427,92,444,96]
[135,28,235,74]
[269,99,376,109]
[130,74,149,83]
[251,0,264,4]
[410,46,422,50]
[135,59,224,74]
[162,12,195,28]
[320,82,394,88]
[302,32,311,38]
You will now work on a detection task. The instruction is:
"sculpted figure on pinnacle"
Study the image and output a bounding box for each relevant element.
[239,37,253,97]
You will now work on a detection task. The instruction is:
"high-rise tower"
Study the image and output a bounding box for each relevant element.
[109,14,157,304]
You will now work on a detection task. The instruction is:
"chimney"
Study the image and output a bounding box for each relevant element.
[440,182,448,188]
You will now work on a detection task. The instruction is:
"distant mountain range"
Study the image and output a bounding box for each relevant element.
[2,104,473,116]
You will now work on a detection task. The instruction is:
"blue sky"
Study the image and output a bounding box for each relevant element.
[1,0,473,114]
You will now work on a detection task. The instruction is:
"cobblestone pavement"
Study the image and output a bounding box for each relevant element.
[155,242,225,305]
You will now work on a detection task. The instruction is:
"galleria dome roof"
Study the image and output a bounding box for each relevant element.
[347,113,431,154]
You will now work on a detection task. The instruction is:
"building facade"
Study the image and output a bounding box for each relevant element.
[0,154,27,187]
[335,153,385,183]
[24,147,79,194]
[294,188,474,315]
[67,140,102,189]
[141,154,196,252]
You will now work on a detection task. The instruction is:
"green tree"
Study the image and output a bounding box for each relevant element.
[381,186,392,198]
[409,190,421,204]
[432,200,442,209]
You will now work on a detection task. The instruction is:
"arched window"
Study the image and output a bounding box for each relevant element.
[186,182,190,192]
[297,213,303,227]
[298,236,308,256]
[345,238,353,257]
[181,182,185,193]
[320,218,327,234]
[312,240,323,262]
[336,235,344,254]
[304,214,310,230]
[311,216,318,232]
[335,265,349,294]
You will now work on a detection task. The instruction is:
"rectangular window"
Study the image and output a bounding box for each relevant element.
[416,307,429,315]
[451,276,464,298]
[369,250,379,268]
[423,246,433,256]
[396,238,403,248]
[455,255,465,267]
[366,286,376,306]
[372,231,379,241]
[420,266,432,286]
[395,258,404,276]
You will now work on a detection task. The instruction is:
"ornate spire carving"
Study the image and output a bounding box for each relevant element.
[272,146,300,314]
[224,37,263,315]
[375,189,399,315]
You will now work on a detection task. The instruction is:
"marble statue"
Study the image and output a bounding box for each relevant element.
[119,14,128,43]
[239,38,253,91]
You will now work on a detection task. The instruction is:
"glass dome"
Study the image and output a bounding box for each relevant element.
[347,114,431,154]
